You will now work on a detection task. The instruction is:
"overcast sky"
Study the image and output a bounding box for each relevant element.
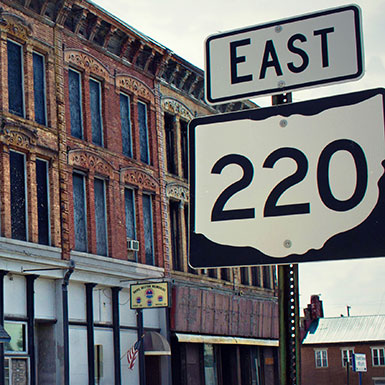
[93,0,385,317]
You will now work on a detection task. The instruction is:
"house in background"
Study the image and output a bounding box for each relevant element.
[301,295,385,385]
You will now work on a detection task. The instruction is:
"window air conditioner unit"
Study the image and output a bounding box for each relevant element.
[127,239,139,252]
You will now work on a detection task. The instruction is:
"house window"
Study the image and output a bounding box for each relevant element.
[220,268,230,281]
[73,173,87,252]
[7,40,24,117]
[164,113,176,174]
[315,349,328,368]
[94,178,108,256]
[125,188,137,261]
[251,267,261,287]
[138,101,150,164]
[341,348,354,367]
[90,78,103,146]
[169,200,182,271]
[33,52,47,125]
[120,93,132,157]
[241,267,248,285]
[36,159,50,245]
[263,266,272,288]
[372,348,385,367]
[180,119,188,179]
[142,194,154,265]
[10,151,27,241]
[69,68,83,139]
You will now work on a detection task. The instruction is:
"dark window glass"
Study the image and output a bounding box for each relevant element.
[138,102,150,164]
[125,188,136,240]
[164,113,176,174]
[170,201,181,271]
[180,119,189,179]
[241,267,248,285]
[143,194,154,265]
[90,78,103,146]
[73,173,87,252]
[263,266,272,289]
[36,159,50,245]
[10,151,27,241]
[120,94,132,157]
[69,69,83,139]
[251,267,261,287]
[7,40,24,117]
[33,53,46,125]
[220,268,229,281]
[94,178,107,256]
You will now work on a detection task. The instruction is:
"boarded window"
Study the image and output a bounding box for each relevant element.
[10,151,27,241]
[73,173,87,252]
[33,52,47,125]
[69,69,83,139]
[164,113,176,174]
[142,194,154,265]
[94,178,108,256]
[90,78,103,146]
[8,40,24,117]
[138,102,150,164]
[125,188,136,240]
[36,159,50,245]
[120,94,132,157]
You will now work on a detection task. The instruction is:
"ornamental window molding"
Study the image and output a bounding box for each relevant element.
[166,182,189,203]
[64,49,111,81]
[115,74,155,104]
[120,166,159,192]
[0,12,33,41]
[161,98,193,121]
[68,149,114,178]
[0,122,38,150]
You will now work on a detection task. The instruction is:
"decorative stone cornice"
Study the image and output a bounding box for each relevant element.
[115,74,155,103]
[161,98,193,120]
[0,12,33,41]
[68,149,114,177]
[64,49,111,80]
[0,122,38,150]
[166,182,189,203]
[120,167,159,192]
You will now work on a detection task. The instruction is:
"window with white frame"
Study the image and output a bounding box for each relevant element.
[69,68,83,139]
[372,347,385,367]
[120,93,133,157]
[72,172,88,252]
[315,349,328,368]
[341,348,354,367]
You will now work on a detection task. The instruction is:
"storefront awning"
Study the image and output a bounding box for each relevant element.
[175,333,278,347]
[144,331,171,356]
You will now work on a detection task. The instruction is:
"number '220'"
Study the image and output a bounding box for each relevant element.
[211,139,368,222]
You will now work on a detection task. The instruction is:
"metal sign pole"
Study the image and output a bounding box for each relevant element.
[273,93,301,385]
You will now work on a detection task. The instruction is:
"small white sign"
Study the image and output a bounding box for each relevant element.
[205,5,363,104]
[189,89,385,268]
[353,353,367,372]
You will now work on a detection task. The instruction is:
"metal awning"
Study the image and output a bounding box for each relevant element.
[143,331,171,356]
[175,333,278,347]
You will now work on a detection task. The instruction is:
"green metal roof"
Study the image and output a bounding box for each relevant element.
[303,315,385,344]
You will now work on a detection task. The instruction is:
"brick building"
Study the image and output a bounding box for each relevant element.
[301,296,385,385]
[0,1,278,384]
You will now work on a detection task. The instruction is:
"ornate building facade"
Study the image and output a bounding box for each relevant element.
[0,0,279,384]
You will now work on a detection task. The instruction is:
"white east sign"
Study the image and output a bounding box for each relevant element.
[205,5,363,104]
[189,89,385,268]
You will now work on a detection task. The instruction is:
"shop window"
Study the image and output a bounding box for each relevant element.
[170,200,182,271]
[69,68,83,139]
[203,344,218,385]
[94,344,103,384]
[143,194,154,265]
[164,113,176,174]
[138,101,150,164]
[120,93,132,157]
[33,52,47,125]
[73,173,87,252]
[36,159,50,245]
[7,40,24,118]
[4,321,27,354]
[372,347,385,367]
[251,267,261,287]
[10,151,27,241]
[315,349,328,368]
[341,348,354,367]
[180,119,188,179]
[90,78,104,146]
[94,178,108,256]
